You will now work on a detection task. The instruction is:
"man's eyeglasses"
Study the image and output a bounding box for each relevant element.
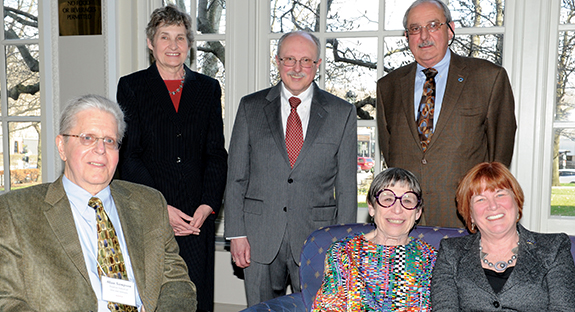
[279,57,318,68]
[375,189,421,210]
[406,21,446,35]
[62,133,120,150]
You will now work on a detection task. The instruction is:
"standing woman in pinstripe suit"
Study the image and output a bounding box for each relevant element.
[116,5,227,312]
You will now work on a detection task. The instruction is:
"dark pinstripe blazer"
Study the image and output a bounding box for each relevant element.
[224,82,358,264]
[431,224,575,311]
[117,63,227,311]
[377,52,516,228]
[117,62,227,217]
[0,176,196,311]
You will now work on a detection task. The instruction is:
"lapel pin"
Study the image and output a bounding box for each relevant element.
[458,77,464,83]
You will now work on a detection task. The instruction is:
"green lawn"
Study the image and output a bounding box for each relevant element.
[551,185,575,216]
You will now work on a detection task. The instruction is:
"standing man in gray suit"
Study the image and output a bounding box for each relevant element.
[377,0,516,228]
[225,31,358,306]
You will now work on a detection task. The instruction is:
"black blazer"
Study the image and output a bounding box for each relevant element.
[117,62,227,216]
[431,224,575,311]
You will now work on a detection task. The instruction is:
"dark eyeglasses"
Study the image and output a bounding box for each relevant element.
[375,189,421,210]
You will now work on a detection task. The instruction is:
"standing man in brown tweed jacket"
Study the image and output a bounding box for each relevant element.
[377,0,516,228]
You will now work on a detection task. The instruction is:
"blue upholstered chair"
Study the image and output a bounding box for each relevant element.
[241,223,575,312]
[240,223,468,312]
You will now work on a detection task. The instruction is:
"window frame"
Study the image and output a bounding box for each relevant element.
[0,1,47,192]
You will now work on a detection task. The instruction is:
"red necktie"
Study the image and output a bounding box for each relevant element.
[286,97,303,168]
[417,68,438,151]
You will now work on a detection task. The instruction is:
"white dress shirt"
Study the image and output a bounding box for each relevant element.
[281,82,313,139]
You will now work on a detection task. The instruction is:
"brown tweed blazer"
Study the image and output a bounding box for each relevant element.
[0,176,196,311]
[377,51,516,228]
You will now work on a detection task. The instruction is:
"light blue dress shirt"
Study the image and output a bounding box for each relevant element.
[63,176,143,312]
[413,49,451,129]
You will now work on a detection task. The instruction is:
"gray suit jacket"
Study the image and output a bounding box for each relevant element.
[377,52,516,228]
[224,82,357,263]
[0,176,196,311]
[431,224,575,311]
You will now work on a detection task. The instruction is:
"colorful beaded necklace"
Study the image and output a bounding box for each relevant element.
[169,71,186,95]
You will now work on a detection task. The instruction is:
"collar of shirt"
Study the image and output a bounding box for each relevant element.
[414,49,451,129]
[280,82,313,139]
[62,176,143,311]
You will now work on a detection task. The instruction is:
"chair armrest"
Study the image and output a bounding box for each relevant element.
[239,293,305,312]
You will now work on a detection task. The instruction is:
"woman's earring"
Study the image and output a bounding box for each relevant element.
[471,223,475,231]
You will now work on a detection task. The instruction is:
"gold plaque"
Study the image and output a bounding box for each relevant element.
[59,0,102,36]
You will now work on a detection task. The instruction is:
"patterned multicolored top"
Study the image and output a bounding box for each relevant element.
[311,233,437,312]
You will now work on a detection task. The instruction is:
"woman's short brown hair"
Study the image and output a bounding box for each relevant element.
[146,4,194,60]
[456,162,524,233]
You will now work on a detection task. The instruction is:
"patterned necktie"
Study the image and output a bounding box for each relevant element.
[416,68,438,151]
[286,97,304,168]
[89,197,138,312]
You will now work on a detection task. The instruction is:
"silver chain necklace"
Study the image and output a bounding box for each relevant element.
[479,236,519,272]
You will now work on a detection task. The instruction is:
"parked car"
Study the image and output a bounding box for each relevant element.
[357,157,374,172]
[559,169,575,184]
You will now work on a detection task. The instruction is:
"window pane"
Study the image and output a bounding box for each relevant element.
[450,0,505,28]
[556,31,575,122]
[327,0,378,32]
[9,122,41,190]
[163,0,226,34]
[451,34,503,65]
[357,126,376,210]
[163,0,190,13]
[551,128,575,216]
[271,0,321,33]
[269,40,280,85]
[4,0,39,40]
[197,0,225,34]
[324,37,377,120]
[560,0,575,24]
[382,36,413,76]
[196,41,225,81]
[6,44,40,116]
[195,40,226,117]
[384,0,410,30]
